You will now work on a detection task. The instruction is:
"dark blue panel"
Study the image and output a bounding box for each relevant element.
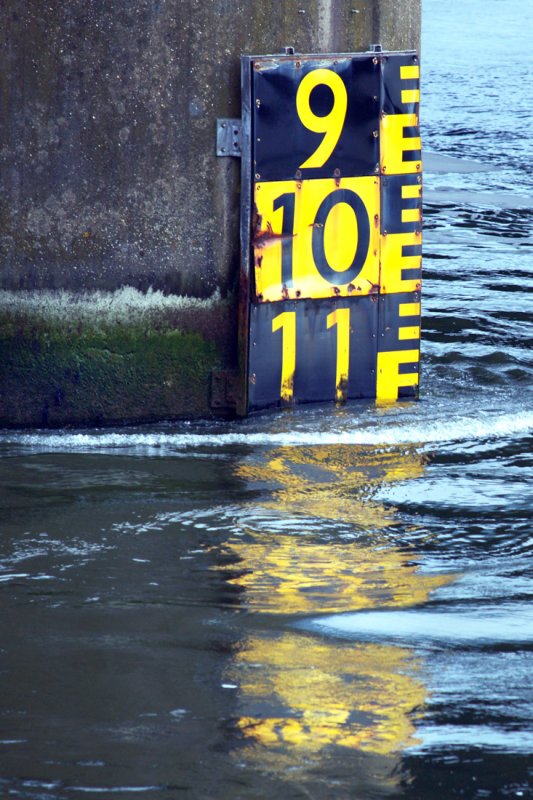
[381,52,420,115]
[381,174,422,235]
[252,56,380,182]
[248,296,379,412]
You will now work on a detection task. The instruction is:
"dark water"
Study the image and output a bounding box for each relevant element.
[1,1,532,798]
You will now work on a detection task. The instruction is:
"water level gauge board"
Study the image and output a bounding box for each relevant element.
[240,50,422,412]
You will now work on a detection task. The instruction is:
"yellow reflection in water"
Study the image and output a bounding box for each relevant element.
[217,531,451,614]
[235,443,424,527]
[229,630,424,762]
[215,443,451,615]
[220,441,455,785]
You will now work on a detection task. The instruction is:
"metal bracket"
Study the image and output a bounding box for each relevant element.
[216,119,241,157]
[210,369,239,410]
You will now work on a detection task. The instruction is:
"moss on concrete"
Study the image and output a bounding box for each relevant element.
[0,309,231,427]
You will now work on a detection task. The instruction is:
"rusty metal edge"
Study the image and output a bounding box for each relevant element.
[236,55,254,417]
[247,49,417,63]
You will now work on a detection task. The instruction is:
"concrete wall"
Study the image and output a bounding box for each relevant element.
[0,0,420,426]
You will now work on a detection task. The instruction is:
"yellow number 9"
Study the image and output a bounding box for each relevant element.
[296,68,348,169]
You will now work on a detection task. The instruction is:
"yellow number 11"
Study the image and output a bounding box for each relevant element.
[272,312,296,403]
[271,308,351,403]
[327,308,350,402]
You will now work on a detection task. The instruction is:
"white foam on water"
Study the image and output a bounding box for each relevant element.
[0,573,30,583]
[2,409,532,453]
[408,724,533,755]
[300,604,533,645]
[68,788,164,795]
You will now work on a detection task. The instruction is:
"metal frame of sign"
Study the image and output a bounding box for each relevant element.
[238,50,422,415]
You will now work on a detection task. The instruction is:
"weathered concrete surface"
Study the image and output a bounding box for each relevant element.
[0,289,234,426]
[373,0,421,52]
[0,0,420,426]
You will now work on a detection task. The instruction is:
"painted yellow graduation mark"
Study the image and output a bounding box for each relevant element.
[380,113,421,174]
[400,63,420,104]
[376,349,419,401]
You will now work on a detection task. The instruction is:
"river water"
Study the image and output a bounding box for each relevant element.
[1,1,532,798]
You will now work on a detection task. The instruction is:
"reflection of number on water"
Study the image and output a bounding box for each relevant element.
[296,68,347,168]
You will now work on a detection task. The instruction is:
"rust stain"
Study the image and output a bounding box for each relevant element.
[338,375,349,396]
[252,203,262,237]
[253,220,294,250]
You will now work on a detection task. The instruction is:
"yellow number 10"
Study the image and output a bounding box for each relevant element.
[296,69,348,168]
